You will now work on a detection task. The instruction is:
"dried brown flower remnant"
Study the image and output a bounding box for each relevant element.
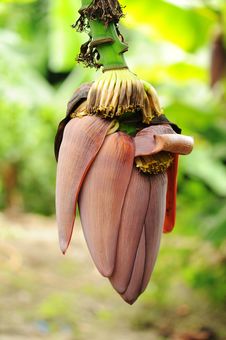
[74,0,124,32]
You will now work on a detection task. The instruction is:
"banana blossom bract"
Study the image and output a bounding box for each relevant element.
[55,85,193,304]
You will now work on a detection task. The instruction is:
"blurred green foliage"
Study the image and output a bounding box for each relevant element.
[0,0,226,319]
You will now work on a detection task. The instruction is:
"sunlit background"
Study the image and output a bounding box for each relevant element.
[0,0,226,339]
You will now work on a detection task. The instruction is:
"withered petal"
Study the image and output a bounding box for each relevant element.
[121,228,146,305]
[141,173,167,293]
[79,132,134,277]
[164,154,179,233]
[110,168,150,294]
[56,116,110,254]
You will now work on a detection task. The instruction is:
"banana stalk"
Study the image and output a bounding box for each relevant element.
[55,0,194,304]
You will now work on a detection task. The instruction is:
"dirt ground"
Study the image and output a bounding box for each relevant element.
[0,213,225,340]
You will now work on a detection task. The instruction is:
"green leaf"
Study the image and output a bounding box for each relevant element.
[48,0,84,72]
[181,148,226,196]
[121,0,215,51]
[0,0,35,3]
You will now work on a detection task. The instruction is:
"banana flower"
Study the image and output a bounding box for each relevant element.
[55,82,193,304]
[55,0,194,304]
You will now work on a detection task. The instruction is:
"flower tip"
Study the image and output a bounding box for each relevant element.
[59,238,69,255]
[121,295,138,305]
[163,224,175,234]
[154,133,194,155]
[101,268,114,278]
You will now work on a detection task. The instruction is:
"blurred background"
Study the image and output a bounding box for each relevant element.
[0,0,226,339]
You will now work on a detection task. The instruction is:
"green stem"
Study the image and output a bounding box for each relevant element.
[78,0,129,70]
[89,20,128,70]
